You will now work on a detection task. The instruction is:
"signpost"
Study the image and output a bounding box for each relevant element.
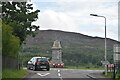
[113,44,120,79]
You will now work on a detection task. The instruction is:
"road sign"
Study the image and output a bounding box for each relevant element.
[101,61,110,65]
[107,64,115,68]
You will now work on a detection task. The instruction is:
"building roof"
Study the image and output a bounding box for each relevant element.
[52,40,62,49]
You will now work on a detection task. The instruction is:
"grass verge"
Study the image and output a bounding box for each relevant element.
[103,72,113,78]
[52,66,104,70]
[2,69,28,79]
[66,66,104,70]
[116,72,120,80]
[103,72,120,80]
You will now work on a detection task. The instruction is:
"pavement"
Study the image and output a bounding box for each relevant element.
[21,68,114,80]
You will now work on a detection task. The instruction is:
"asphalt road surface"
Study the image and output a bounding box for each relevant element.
[21,68,113,80]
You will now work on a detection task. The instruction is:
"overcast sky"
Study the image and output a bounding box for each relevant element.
[31,0,119,41]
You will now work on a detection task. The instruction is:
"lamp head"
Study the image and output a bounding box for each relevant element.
[90,14,98,16]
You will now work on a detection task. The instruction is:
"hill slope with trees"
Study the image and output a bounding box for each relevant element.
[21,30,119,67]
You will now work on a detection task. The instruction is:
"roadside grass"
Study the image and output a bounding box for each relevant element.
[66,66,104,70]
[2,69,28,79]
[0,71,2,79]
[103,72,113,78]
[116,73,120,80]
[52,66,104,70]
[103,72,120,80]
[116,72,120,80]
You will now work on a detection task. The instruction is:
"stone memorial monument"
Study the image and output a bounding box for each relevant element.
[50,40,64,67]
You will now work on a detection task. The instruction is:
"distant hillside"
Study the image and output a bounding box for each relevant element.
[21,30,119,67]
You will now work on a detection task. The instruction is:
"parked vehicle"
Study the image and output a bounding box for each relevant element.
[51,63,64,68]
[27,57,50,71]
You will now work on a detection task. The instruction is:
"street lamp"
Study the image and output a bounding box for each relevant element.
[90,14,107,75]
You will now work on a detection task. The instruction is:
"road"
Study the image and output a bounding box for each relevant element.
[21,68,112,80]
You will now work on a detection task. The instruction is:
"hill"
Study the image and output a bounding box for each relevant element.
[21,30,119,67]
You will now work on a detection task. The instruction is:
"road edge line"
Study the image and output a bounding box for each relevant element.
[86,74,97,80]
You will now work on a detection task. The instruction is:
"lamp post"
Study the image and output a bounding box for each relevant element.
[90,14,107,75]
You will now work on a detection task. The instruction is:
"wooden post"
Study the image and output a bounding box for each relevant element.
[113,64,116,79]
[107,65,108,72]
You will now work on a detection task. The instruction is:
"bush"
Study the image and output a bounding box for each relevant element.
[2,23,20,58]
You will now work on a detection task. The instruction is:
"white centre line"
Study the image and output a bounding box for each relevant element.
[58,69,60,72]
[58,73,61,77]
[57,69,63,80]
[60,77,63,80]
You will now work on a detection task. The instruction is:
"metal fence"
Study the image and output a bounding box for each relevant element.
[2,55,21,70]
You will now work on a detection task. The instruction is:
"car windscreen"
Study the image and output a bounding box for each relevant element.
[37,58,48,62]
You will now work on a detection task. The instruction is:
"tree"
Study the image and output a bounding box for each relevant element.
[2,23,20,58]
[2,2,40,44]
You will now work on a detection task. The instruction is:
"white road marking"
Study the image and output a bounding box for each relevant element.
[58,73,61,77]
[60,77,63,80]
[58,69,60,72]
[57,69,63,80]
[86,74,96,79]
[37,73,50,76]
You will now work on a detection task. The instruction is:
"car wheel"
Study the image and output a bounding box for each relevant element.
[33,66,37,71]
[47,68,50,71]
